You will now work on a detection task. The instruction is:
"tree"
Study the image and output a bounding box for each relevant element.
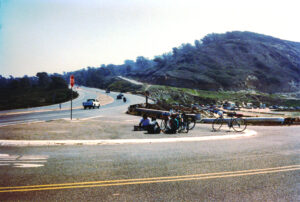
[49,75,68,89]
[36,72,51,88]
[136,56,151,69]
[20,76,31,89]
[194,40,202,49]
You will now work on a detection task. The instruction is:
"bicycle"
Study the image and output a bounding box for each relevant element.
[160,112,196,133]
[212,112,247,132]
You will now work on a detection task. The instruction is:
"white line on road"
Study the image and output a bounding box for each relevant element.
[0,120,45,128]
[80,115,104,121]
[0,154,49,168]
[0,129,256,146]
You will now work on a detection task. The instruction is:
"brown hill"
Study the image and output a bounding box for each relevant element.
[129,31,300,93]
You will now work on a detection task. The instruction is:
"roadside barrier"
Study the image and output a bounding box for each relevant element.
[128,105,299,126]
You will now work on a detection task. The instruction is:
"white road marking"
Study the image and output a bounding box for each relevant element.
[19,155,48,160]
[80,115,104,121]
[0,160,47,163]
[13,164,44,168]
[0,120,44,128]
[0,154,48,168]
[0,130,257,146]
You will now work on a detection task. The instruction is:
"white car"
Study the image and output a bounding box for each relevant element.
[82,99,100,109]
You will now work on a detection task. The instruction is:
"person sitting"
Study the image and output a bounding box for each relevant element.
[139,114,150,130]
[164,114,178,134]
[147,117,161,134]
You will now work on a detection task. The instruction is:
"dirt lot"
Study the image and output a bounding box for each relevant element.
[0,113,247,140]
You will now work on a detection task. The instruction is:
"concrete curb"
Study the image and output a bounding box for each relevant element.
[0,129,256,147]
[201,117,285,124]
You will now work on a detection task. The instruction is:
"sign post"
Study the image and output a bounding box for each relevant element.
[145,91,149,108]
[70,75,75,120]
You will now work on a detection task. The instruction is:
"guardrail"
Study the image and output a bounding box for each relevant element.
[201,117,285,124]
[128,105,299,125]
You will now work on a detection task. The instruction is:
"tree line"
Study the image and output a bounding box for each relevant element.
[0,72,77,110]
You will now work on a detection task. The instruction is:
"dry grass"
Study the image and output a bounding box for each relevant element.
[0,113,236,140]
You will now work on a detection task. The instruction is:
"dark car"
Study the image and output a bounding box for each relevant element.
[105,89,110,93]
[117,93,124,99]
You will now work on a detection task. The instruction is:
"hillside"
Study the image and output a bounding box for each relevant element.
[129,31,300,93]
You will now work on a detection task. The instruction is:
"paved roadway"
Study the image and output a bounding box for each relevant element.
[0,86,145,127]
[0,125,299,201]
[0,86,299,201]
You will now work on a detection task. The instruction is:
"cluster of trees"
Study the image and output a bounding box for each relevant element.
[0,73,76,110]
[61,56,154,91]
[0,72,68,91]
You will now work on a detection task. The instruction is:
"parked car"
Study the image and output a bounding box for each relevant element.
[269,105,279,109]
[117,93,124,99]
[82,99,100,109]
[105,89,110,93]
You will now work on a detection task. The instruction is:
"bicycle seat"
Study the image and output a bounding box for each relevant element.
[227,112,236,117]
[235,113,243,118]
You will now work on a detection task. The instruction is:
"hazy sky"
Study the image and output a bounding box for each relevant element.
[1,0,300,77]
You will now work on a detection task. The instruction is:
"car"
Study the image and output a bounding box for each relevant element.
[117,93,124,99]
[105,89,110,93]
[270,105,279,109]
[82,99,100,109]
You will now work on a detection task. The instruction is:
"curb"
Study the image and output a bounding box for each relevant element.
[0,129,256,147]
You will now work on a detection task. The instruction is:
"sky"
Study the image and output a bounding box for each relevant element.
[0,0,300,77]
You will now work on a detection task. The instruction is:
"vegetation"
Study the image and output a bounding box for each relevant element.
[147,85,300,107]
[62,31,300,94]
[3,31,300,110]
[0,73,78,110]
[107,80,143,92]
[128,31,300,93]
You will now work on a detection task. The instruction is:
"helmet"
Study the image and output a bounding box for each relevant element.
[217,111,223,117]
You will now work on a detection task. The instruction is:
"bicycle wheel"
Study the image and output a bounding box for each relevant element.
[185,122,189,133]
[177,123,184,133]
[178,121,189,133]
[187,117,196,130]
[212,118,223,131]
[232,118,247,132]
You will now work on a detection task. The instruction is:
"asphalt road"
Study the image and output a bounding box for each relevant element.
[0,86,145,127]
[0,125,299,201]
[0,86,299,201]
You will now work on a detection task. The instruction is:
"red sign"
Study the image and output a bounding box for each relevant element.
[70,75,75,87]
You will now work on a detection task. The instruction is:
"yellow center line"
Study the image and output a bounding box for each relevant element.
[0,164,298,190]
[0,165,299,193]
[0,167,299,193]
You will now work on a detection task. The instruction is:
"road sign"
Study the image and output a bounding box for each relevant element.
[70,75,74,120]
[70,75,75,87]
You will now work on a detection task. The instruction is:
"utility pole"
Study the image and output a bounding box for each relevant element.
[145,90,149,108]
[70,75,75,120]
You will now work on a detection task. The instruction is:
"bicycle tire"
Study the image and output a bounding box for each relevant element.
[177,124,184,133]
[232,118,247,132]
[187,118,196,130]
[185,122,189,133]
[212,118,223,131]
[178,122,189,133]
